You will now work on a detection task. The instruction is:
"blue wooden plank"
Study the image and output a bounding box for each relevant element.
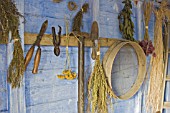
[0,71,7,112]
[26,98,77,113]
[24,46,91,71]
[25,70,78,88]
[100,0,123,14]
[0,111,8,113]
[0,45,7,71]
[25,83,78,107]
[24,14,91,35]
[24,0,44,16]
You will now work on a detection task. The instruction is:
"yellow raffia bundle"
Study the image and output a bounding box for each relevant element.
[146,1,170,112]
[87,44,117,113]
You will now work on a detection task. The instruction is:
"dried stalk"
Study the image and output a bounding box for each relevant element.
[143,1,153,40]
[146,1,170,112]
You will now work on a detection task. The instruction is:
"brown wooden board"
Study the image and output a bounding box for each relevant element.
[24,32,125,47]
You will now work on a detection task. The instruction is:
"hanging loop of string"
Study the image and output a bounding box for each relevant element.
[64,16,71,70]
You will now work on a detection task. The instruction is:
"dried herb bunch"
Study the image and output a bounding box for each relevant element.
[0,0,22,43]
[8,31,24,88]
[87,58,117,113]
[118,0,135,41]
[139,1,155,57]
[72,3,89,32]
[0,0,25,88]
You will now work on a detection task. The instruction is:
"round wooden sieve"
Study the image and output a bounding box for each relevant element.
[102,41,146,100]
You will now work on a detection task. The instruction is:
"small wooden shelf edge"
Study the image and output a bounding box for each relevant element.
[24,32,125,47]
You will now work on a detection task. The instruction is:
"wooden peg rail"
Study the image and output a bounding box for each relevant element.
[24,32,124,47]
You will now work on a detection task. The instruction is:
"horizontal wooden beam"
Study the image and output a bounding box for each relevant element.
[163,102,170,108]
[24,32,124,47]
[166,76,170,81]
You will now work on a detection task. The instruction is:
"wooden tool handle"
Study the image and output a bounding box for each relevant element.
[32,47,41,74]
[24,45,35,70]
[91,41,96,60]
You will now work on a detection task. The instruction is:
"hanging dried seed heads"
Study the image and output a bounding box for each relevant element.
[0,0,23,43]
[8,31,24,88]
[72,3,89,32]
[139,1,155,57]
[68,1,78,11]
[87,60,117,113]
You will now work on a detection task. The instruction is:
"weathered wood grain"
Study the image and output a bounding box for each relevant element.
[26,98,77,113]
[24,32,125,47]
[25,83,77,107]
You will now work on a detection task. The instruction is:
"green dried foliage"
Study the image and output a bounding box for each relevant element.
[72,3,89,32]
[8,37,24,88]
[87,59,117,113]
[0,0,25,88]
[0,0,22,43]
[118,0,135,41]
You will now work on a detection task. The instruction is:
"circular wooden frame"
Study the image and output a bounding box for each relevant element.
[102,41,146,100]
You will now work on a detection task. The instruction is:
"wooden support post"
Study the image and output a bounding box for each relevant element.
[78,36,85,113]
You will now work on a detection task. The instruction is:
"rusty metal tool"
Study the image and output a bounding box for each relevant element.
[24,20,48,74]
[90,21,99,60]
[52,25,61,56]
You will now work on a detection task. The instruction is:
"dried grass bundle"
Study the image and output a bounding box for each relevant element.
[143,1,153,40]
[87,46,117,113]
[0,1,25,88]
[72,3,89,32]
[139,1,155,56]
[0,0,22,43]
[146,1,169,112]
[8,31,24,88]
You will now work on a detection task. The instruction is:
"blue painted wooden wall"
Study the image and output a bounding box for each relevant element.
[0,0,170,113]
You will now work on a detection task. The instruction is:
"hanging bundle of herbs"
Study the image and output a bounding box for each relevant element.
[72,3,89,32]
[8,31,24,88]
[87,45,117,113]
[0,0,22,43]
[118,0,135,41]
[0,0,24,88]
[139,1,156,57]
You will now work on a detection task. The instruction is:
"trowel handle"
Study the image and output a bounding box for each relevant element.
[24,45,35,70]
[32,47,41,74]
